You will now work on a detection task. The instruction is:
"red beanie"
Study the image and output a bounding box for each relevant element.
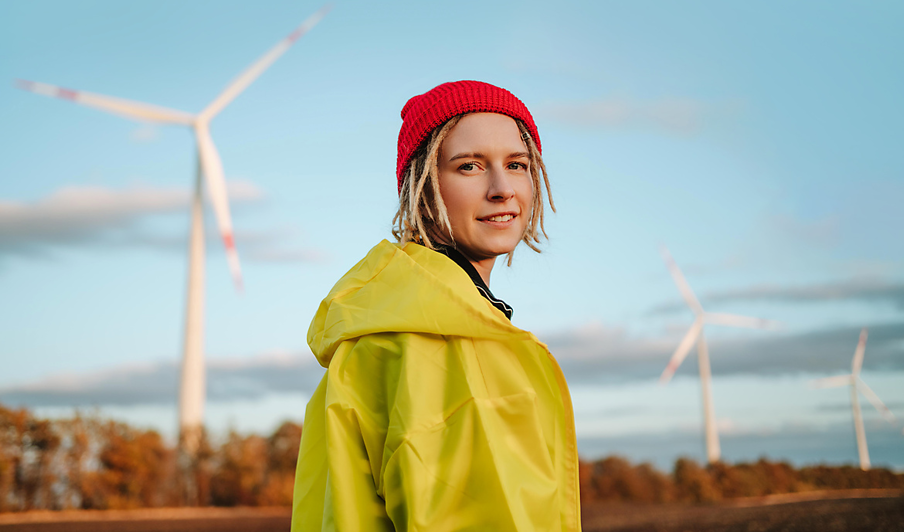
[396,80,541,194]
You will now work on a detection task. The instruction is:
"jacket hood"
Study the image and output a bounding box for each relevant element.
[307,240,534,368]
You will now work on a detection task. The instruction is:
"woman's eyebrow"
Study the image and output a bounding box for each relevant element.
[449,151,529,161]
[449,152,486,161]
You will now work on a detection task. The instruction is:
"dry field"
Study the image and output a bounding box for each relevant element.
[0,492,901,532]
[0,507,290,532]
[582,491,904,532]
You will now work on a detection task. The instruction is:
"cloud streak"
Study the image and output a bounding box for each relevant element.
[0,183,323,263]
[578,421,904,467]
[0,182,260,250]
[540,97,743,135]
[649,278,904,315]
[0,353,325,408]
[4,321,901,409]
[547,321,904,386]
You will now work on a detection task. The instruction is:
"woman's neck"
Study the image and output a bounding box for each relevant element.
[468,256,496,286]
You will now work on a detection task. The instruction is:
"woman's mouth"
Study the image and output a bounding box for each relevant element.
[484,214,515,222]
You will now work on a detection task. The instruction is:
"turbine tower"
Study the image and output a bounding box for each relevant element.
[658,246,777,464]
[810,328,896,470]
[17,5,331,457]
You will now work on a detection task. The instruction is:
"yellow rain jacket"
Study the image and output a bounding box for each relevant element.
[291,240,580,531]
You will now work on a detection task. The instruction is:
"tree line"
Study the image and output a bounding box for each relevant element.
[0,404,300,511]
[579,455,904,504]
[2,403,901,512]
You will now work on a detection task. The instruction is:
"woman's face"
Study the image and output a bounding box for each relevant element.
[437,112,532,271]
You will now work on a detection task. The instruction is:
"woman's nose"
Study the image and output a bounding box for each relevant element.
[487,166,515,201]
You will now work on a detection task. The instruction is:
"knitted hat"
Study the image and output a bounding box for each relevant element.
[396,80,541,194]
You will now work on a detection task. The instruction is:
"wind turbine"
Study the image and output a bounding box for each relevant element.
[810,328,896,471]
[658,246,778,464]
[17,5,331,457]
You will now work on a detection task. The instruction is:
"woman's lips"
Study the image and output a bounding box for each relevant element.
[478,213,518,226]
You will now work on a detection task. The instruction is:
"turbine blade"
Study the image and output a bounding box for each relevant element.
[15,79,194,125]
[852,328,868,376]
[857,379,896,424]
[705,312,781,330]
[200,3,331,121]
[809,375,853,389]
[659,246,704,314]
[660,320,703,385]
[195,123,243,291]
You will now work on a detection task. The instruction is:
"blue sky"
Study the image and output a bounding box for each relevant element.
[1,0,902,469]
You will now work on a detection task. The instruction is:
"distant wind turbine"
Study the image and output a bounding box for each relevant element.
[658,246,778,464]
[810,328,896,471]
[16,4,331,457]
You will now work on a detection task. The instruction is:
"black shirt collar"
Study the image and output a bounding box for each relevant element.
[435,246,513,320]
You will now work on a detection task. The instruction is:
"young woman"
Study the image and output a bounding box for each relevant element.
[291,81,580,531]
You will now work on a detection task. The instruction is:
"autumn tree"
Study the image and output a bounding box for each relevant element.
[0,405,61,511]
[209,431,268,506]
[259,421,302,506]
[80,421,169,509]
[673,457,719,503]
[584,456,674,503]
[13,402,904,512]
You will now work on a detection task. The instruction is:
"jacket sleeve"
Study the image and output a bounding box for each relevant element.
[292,335,398,532]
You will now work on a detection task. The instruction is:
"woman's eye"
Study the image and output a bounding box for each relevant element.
[458,163,477,172]
[508,162,528,171]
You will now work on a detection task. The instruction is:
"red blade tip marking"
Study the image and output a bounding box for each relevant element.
[287,28,304,43]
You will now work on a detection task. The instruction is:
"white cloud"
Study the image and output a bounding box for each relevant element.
[577,421,904,468]
[545,320,904,385]
[540,97,743,135]
[6,320,902,409]
[244,247,330,263]
[766,213,840,247]
[649,278,904,315]
[0,352,323,408]
[0,181,262,242]
[0,182,322,263]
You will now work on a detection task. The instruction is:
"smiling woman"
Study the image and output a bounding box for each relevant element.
[435,113,535,282]
[392,82,554,276]
[291,81,579,531]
